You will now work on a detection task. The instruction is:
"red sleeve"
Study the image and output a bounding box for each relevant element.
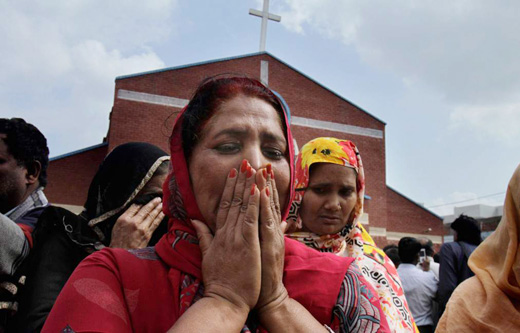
[42,250,133,333]
[18,224,34,248]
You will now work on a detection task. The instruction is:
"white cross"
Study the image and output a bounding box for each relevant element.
[249,0,281,52]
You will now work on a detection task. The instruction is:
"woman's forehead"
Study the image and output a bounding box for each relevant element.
[310,163,357,184]
[203,95,285,138]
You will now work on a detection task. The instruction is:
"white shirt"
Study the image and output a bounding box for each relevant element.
[397,263,438,326]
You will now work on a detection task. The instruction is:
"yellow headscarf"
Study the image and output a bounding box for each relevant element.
[286,137,418,332]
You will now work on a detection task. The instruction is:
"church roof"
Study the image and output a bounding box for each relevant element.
[50,142,108,161]
[115,52,385,125]
[387,185,443,220]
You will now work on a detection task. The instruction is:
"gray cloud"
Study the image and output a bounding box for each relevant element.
[277,0,520,142]
[1,0,176,155]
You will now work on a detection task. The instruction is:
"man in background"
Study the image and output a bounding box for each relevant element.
[0,118,49,326]
[438,214,481,317]
[397,237,438,333]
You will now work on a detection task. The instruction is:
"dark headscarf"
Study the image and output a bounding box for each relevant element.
[81,142,169,246]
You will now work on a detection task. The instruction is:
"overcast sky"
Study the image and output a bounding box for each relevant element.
[2,0,519,216]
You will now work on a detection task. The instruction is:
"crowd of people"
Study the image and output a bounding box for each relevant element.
[1,75,519,332]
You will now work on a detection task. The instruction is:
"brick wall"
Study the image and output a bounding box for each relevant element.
[110,53,388,231]
[386,187,444,241]
[46,52,443,246]
[45,145,108,206]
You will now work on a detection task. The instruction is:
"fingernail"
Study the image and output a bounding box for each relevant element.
[263,169,267,178]
[251,184,256,195]
[241,159,248,173]
[229,168,237,178]
[271,170,275,179]
[246,166,253,178]
[266,164,272,175]
[266,187,270,197]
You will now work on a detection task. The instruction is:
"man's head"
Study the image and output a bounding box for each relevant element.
[418,237,435,257]
[0,118,49,213]
[451,214,481,245]
[383,244,401,268]
[398,237,422,264]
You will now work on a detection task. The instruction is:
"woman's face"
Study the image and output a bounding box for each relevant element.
[188,94,290,232]
[299,163,358,235]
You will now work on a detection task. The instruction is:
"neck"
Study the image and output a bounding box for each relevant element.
[19,183,41,207]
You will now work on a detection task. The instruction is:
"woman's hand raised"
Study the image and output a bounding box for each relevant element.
[110,197,164,249]
[255,165,289,314]
[191,160,261,314]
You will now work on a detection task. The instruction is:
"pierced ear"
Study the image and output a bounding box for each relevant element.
[25,160,42,185]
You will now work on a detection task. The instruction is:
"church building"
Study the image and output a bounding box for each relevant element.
[45,52,443,248]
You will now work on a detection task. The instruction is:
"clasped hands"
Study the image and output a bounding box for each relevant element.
[191,160,289,320]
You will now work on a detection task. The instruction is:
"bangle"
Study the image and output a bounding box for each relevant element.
[324,324,335,332]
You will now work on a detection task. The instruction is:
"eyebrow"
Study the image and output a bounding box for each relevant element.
[213,128,286,144]
[308,182,356,189]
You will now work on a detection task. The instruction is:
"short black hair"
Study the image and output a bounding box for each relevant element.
[383,244,401,267]
[398,237,422,264]
[0,118,49,186]
[451,214,481,246]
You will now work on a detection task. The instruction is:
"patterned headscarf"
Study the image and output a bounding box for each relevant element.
[287,137,365,253]
[286,137,417,333]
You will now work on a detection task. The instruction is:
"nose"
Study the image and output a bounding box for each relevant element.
[244,146,267,171]
[323,194,341,211]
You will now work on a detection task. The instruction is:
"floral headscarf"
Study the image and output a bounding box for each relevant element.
[286,137,417,333]
[287,137,365,253]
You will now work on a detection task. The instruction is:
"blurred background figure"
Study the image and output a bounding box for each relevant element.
[383,244,401,268]
[397,237,438,333]
[437,214,481,316]
[418,238,439,279]
[437,164,520,331]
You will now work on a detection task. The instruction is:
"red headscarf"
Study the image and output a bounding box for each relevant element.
[155,79,349,323]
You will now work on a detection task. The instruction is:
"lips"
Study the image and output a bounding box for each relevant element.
[318,215,342,224]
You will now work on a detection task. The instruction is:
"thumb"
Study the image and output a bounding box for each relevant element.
[281,221,288,233]
[191,219,213,257]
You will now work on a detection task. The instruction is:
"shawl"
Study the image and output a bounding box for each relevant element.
[286,137,417,332]
[79,142,170,248]
[437,164,520,332]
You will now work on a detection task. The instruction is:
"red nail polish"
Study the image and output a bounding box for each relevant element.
[241,159,248,173]
[263,169,267,178]
[266,164,272,175]
[246,166,253,178]
[271,170,275,179]
[229,169,236,178]
[266,187,270,197]
[251,184,256,195]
